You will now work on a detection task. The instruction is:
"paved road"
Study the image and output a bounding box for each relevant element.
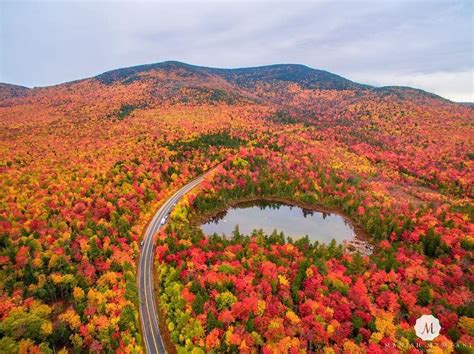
[138,174,206,354]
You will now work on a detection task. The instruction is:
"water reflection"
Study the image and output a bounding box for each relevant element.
[201,201,357,244]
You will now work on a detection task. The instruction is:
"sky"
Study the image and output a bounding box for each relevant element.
[1,0,473,102]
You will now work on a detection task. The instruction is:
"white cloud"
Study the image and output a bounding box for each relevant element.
[349,69,474,102]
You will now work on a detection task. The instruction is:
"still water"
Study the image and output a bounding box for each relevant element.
[201,201,357,244]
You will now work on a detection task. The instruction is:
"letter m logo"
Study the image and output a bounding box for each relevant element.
[415,315,441,341]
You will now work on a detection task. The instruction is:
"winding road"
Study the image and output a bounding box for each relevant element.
[138,174,206,353]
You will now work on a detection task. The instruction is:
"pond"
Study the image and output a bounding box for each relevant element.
[201,200,365,247]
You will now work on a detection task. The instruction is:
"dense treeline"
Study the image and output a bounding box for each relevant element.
[0,106,252,352]
[155,143,473,353]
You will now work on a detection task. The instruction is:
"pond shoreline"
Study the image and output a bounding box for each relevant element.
[190,195,373,255]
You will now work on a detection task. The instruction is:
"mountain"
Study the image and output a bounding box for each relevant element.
[94,60,446,100]
[96,61,365,91]
[2,60,470,141]
[1,60,471,191]
[1,61,461,109]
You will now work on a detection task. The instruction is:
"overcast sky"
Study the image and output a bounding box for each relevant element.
[1,0,473,101]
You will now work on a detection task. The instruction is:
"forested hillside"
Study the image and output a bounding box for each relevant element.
[0,62,472,352]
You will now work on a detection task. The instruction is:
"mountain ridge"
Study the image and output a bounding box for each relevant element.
[95,61,444,100]
[1,61,463,104]
[0,83,31,100]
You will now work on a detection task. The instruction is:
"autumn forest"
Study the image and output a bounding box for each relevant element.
[0,61,473,353]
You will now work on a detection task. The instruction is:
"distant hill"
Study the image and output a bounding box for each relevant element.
[1,60,470,126]
[373,86,448,101]
[79,60,464,112]
[1,61,461,107]
[0,83,30,100]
